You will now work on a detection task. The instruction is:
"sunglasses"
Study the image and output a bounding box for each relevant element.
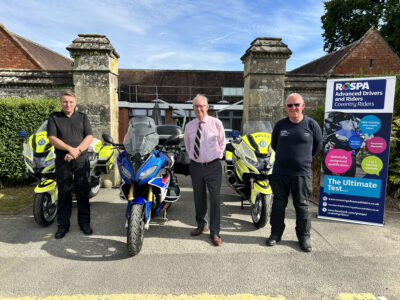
[286,103,302,108]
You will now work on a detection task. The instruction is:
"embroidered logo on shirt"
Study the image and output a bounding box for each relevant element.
[304,132,310,137]
[280,130,289,136]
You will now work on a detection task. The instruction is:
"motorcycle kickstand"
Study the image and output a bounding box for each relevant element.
[161,203,171,223]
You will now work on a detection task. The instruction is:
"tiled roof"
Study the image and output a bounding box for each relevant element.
[13,34,72,70]
[1,22,72,70]
[288,42,356,75]
[288,26,391,75]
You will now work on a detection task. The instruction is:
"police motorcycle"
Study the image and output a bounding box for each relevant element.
[322,112,364,177]
[20,120,114,226]
[102,116,184,257]
[224,121,275,228]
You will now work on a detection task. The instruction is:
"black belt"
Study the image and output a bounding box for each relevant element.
[191,158,219,166]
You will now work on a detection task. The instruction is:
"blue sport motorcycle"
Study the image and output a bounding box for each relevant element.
[102,116,183,256]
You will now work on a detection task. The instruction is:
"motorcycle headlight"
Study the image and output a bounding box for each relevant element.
[245,156,257,166]
[120,165,133,179]
[138,165,158,181]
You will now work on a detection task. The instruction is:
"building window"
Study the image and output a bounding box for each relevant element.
[369,58,374,69]
[221,87,244,97]
[217,110,243,132]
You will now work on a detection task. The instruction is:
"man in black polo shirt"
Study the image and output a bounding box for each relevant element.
[266,93,322,252]
[47,91,93,239]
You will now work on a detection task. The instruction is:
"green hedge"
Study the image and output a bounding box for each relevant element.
[0,97,60,187]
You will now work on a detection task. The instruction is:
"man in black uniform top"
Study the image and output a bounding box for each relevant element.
[266,93,322,252]
[47,91,94,239]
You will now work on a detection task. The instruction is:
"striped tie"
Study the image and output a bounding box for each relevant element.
[193,122,202,159]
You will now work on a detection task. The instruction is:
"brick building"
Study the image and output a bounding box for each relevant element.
[0,23,72,70]
[289,26,400,76]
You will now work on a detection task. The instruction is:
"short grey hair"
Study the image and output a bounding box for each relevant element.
[193,94,208,104]
[286,93,303,104]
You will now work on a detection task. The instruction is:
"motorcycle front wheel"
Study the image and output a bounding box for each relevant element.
[89,181,101,198]
[251,193,272,229]
[127,204,145,256]
[33,193,57,226]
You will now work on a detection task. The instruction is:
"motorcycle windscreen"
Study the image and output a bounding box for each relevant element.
[123,116,159,156]
[242,121,273,136]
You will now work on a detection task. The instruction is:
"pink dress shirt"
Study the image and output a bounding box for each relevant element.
[184,115,225,163]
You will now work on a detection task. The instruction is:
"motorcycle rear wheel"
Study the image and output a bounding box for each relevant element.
[33,193,57,226]
[251,193,272,229]
[127,204,145,256]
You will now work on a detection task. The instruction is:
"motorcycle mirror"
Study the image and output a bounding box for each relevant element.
[19,131,26,138]
[102,133,114,144]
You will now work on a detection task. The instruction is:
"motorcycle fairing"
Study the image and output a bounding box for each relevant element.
[149,174,170,189]
[89,139,102,154]
[136,151,169,185]
[41,149,56,174]
[232,140,259,174]
[250,180,272,204]
[34,179,58,204]
[117,151,135,184]
[225,150,233,161]
[245,132,272,155]
[24,147,55,175]
[232,154,250,181]
[98,144,114,172]
[30,131,53,155]
[149,174,170,204]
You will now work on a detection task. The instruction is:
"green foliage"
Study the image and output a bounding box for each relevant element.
[380,0,400,57]
[387,116,400,199]
[311,104,325,200]
[321,0,384,53]
[394,76,400,116]
[0,97,60,187]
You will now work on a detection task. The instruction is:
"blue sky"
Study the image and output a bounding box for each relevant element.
[0,0,326,71]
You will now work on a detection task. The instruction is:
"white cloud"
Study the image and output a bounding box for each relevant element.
[0,0,327,71]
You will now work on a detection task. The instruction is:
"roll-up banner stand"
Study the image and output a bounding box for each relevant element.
[318,76,396,226]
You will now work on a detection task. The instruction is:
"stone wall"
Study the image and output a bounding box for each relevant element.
[284,74,328,116]
[0,69,73,98]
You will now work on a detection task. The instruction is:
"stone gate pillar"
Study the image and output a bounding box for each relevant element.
[67,34,120,184]
[241,38,292,125]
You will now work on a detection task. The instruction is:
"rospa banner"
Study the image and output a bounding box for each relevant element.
[318,76,396,226]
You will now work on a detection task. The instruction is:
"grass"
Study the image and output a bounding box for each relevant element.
[0,184,34,214]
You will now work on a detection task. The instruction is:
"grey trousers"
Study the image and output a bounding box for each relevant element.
[189,159,222,236]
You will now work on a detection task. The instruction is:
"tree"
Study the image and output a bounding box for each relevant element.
[380,0,400,57]
[321,0,385,53]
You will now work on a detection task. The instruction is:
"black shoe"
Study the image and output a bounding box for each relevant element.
[55,227,69,239]
[80,224,93,235]
[266,235,281,246]
[299,239,312,252]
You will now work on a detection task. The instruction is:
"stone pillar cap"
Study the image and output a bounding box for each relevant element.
[67,34,120,58]
[241,37,292,61]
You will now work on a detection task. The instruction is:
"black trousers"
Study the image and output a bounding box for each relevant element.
[269,174,312,241]
[55,154,91,229]
[189,159,222,236]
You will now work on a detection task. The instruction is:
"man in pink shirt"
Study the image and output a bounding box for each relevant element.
[184,94,225,246]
